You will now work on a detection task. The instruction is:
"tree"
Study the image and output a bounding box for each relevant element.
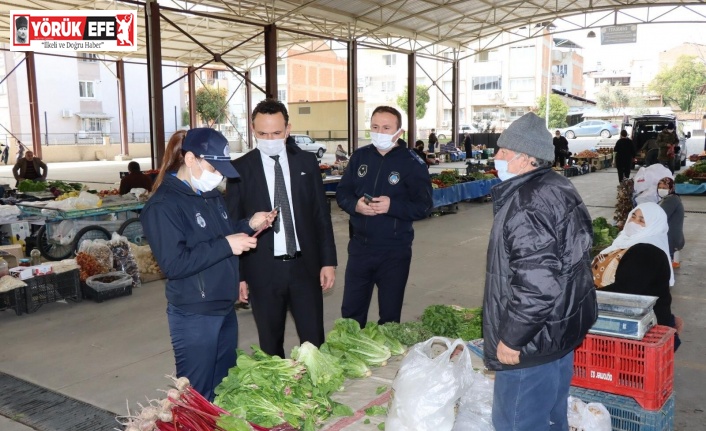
[396,85,430,119]
[181,109,190,127]
[595,83,630,117]
[649,55,706,112]
[536,94,569,129]
[195,85,228,125]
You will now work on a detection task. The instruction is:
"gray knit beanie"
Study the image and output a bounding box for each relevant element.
[497,113,554,162]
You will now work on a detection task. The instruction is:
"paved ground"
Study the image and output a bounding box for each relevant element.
[0,142,704,430]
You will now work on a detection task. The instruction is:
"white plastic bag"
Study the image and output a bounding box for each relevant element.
[452,370,495,431]
[567,396,611,431]
[387,337,474,431]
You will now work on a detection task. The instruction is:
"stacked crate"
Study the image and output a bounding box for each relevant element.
[570,325,676,431]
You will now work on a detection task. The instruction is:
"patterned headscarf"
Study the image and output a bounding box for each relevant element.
[658,177,676,195]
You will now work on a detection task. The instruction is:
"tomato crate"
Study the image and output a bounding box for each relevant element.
[572,325,675,410]
[569,387,674,431]
[81,281,132,303]
[24,269,82,313]
[0,287,27,316]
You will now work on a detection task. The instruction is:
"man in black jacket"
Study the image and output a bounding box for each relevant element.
[225,99,337,358]
[483,113,597,430]
[336,106,433,328]
[552,130,570,167]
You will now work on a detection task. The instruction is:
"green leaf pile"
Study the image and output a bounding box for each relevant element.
[420,304,483,341]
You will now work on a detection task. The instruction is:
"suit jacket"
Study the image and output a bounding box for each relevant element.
[226,144,337,287]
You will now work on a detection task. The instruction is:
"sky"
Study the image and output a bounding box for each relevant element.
[556,22,704,71]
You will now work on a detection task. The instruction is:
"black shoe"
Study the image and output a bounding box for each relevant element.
[235,302,250,310]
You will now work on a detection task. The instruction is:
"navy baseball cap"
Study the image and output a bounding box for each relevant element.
[182,128,239,178]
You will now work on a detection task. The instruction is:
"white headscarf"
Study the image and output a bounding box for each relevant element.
[599,202,674,286]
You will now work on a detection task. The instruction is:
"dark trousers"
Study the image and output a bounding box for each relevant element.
[342,239,412,328]
[166,303,238,402]
[617,161,632,182]
[249,258,324,358]
[492,351,574,431]
[645,149,658,166]
[554,152,566,168]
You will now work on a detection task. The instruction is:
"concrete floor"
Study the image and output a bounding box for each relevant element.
[0,150,704,430]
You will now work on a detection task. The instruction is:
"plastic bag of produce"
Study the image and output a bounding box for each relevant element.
[451,370,495,431]
[85,271,132,292]
[78,238,113,272]
[387,337,474,431]
[128,243,162,274]
[567,396,611,431]
[107,233,141,288]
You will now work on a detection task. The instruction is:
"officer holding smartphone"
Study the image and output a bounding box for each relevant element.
[336,106,433,328]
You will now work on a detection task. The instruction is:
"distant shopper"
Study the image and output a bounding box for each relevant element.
[1,144,8,165]
[657,126,678,173]
[552,130,569,167]
[119,161,154,195]
[614,130,636,182]
[428,128,438,153]
[13,150,47,187]
[657,177,685,268]
[335,144,348,162]
[463,133,473,160]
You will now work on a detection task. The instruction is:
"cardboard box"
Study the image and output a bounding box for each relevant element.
[0,251,19,268]
[1,222,30,252]
[10,264,53,280]
[0,244,24,263]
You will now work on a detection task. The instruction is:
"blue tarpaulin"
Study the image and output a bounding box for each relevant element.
[433,178,500,208]
[675,183,706,195]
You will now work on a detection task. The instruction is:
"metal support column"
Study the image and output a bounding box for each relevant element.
[452,59,460,145]
[145,0,165,169]
[116,59,129,156]
[347,40,358,152]
[188,66,197,128]
[264,24,277,100]
[25,52,41,157]
[407,53,417,147]
[245,71,253,150]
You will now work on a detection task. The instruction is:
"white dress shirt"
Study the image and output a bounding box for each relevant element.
[260,148,301,256]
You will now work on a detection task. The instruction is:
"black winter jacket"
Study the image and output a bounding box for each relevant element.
[336,142,433,248]
[141,174,251,315]
[483,167,597,370]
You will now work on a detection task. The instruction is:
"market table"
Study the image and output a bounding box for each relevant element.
[432,178,500,208]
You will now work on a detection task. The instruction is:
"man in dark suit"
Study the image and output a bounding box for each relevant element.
[226,99,337,358]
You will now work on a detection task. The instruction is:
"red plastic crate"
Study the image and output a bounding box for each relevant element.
[572,325,675,411]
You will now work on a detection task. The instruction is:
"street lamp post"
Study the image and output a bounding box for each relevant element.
[545,44,552,130]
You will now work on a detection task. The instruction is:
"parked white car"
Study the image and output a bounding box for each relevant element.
[291,134,327,158]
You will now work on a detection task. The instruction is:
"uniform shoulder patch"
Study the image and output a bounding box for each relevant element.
[409,149,426,165]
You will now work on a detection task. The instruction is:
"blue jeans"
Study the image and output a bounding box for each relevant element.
[166,303,238,401]
[492,351,574,431]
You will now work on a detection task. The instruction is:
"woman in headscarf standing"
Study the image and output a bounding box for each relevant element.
[592,202,682,350]
[657,177,685,268]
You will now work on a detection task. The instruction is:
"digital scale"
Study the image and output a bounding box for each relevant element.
[588,291,659,340]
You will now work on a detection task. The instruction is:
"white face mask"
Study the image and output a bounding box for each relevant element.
[257,138,286,157]
[495,153,521,181]
[370,129,401,151]
[657,189,670,198]
[190,160,223,193]
[623,221,644,237]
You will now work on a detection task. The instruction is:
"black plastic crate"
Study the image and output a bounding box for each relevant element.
[81,281,132,303]
[24,269,82,313]
[0,286,27,316]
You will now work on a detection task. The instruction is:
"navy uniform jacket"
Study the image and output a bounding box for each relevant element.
[336,141,433,248]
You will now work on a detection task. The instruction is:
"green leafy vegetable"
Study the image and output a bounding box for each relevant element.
[326,319,391,367]
[421,305,483,341]
[362,322,406,356]
[291,342,345,394]
[375,385,387,395]
[378,422,386,430]
[364,418,371,425]
[18,180,47,192]
[365,405,388,416]
[216,415,256,431]
[379,321,433,346]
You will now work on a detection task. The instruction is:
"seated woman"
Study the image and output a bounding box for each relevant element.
[592,202,682,351]
[335,144,348,162]
[657,177,685,268]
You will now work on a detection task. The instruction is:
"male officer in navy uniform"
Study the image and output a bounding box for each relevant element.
[336,106,433,328]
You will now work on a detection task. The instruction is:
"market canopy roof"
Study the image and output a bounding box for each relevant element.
[1,0,706,68]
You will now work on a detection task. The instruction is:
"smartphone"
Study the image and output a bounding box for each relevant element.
[364,193,375,204]
[252,207,280,238]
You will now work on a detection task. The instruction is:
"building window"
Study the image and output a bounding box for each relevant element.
[472,76,502,90]
[298,107,311,115]
[510,108,526,118]
[277,63,285,76]
[251,65,263,77]
[381,81,395,92]
[357,86,364,93]
[83,118,102,132]
[509,46,535,72]
[442,81,452,93]
[79,81,95,98]
[476,51,489,62]
[509,78,534,91]
[443,109,452,122]
[383,54,396,66]
[79,53,98,62]
[277,90,286,102]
